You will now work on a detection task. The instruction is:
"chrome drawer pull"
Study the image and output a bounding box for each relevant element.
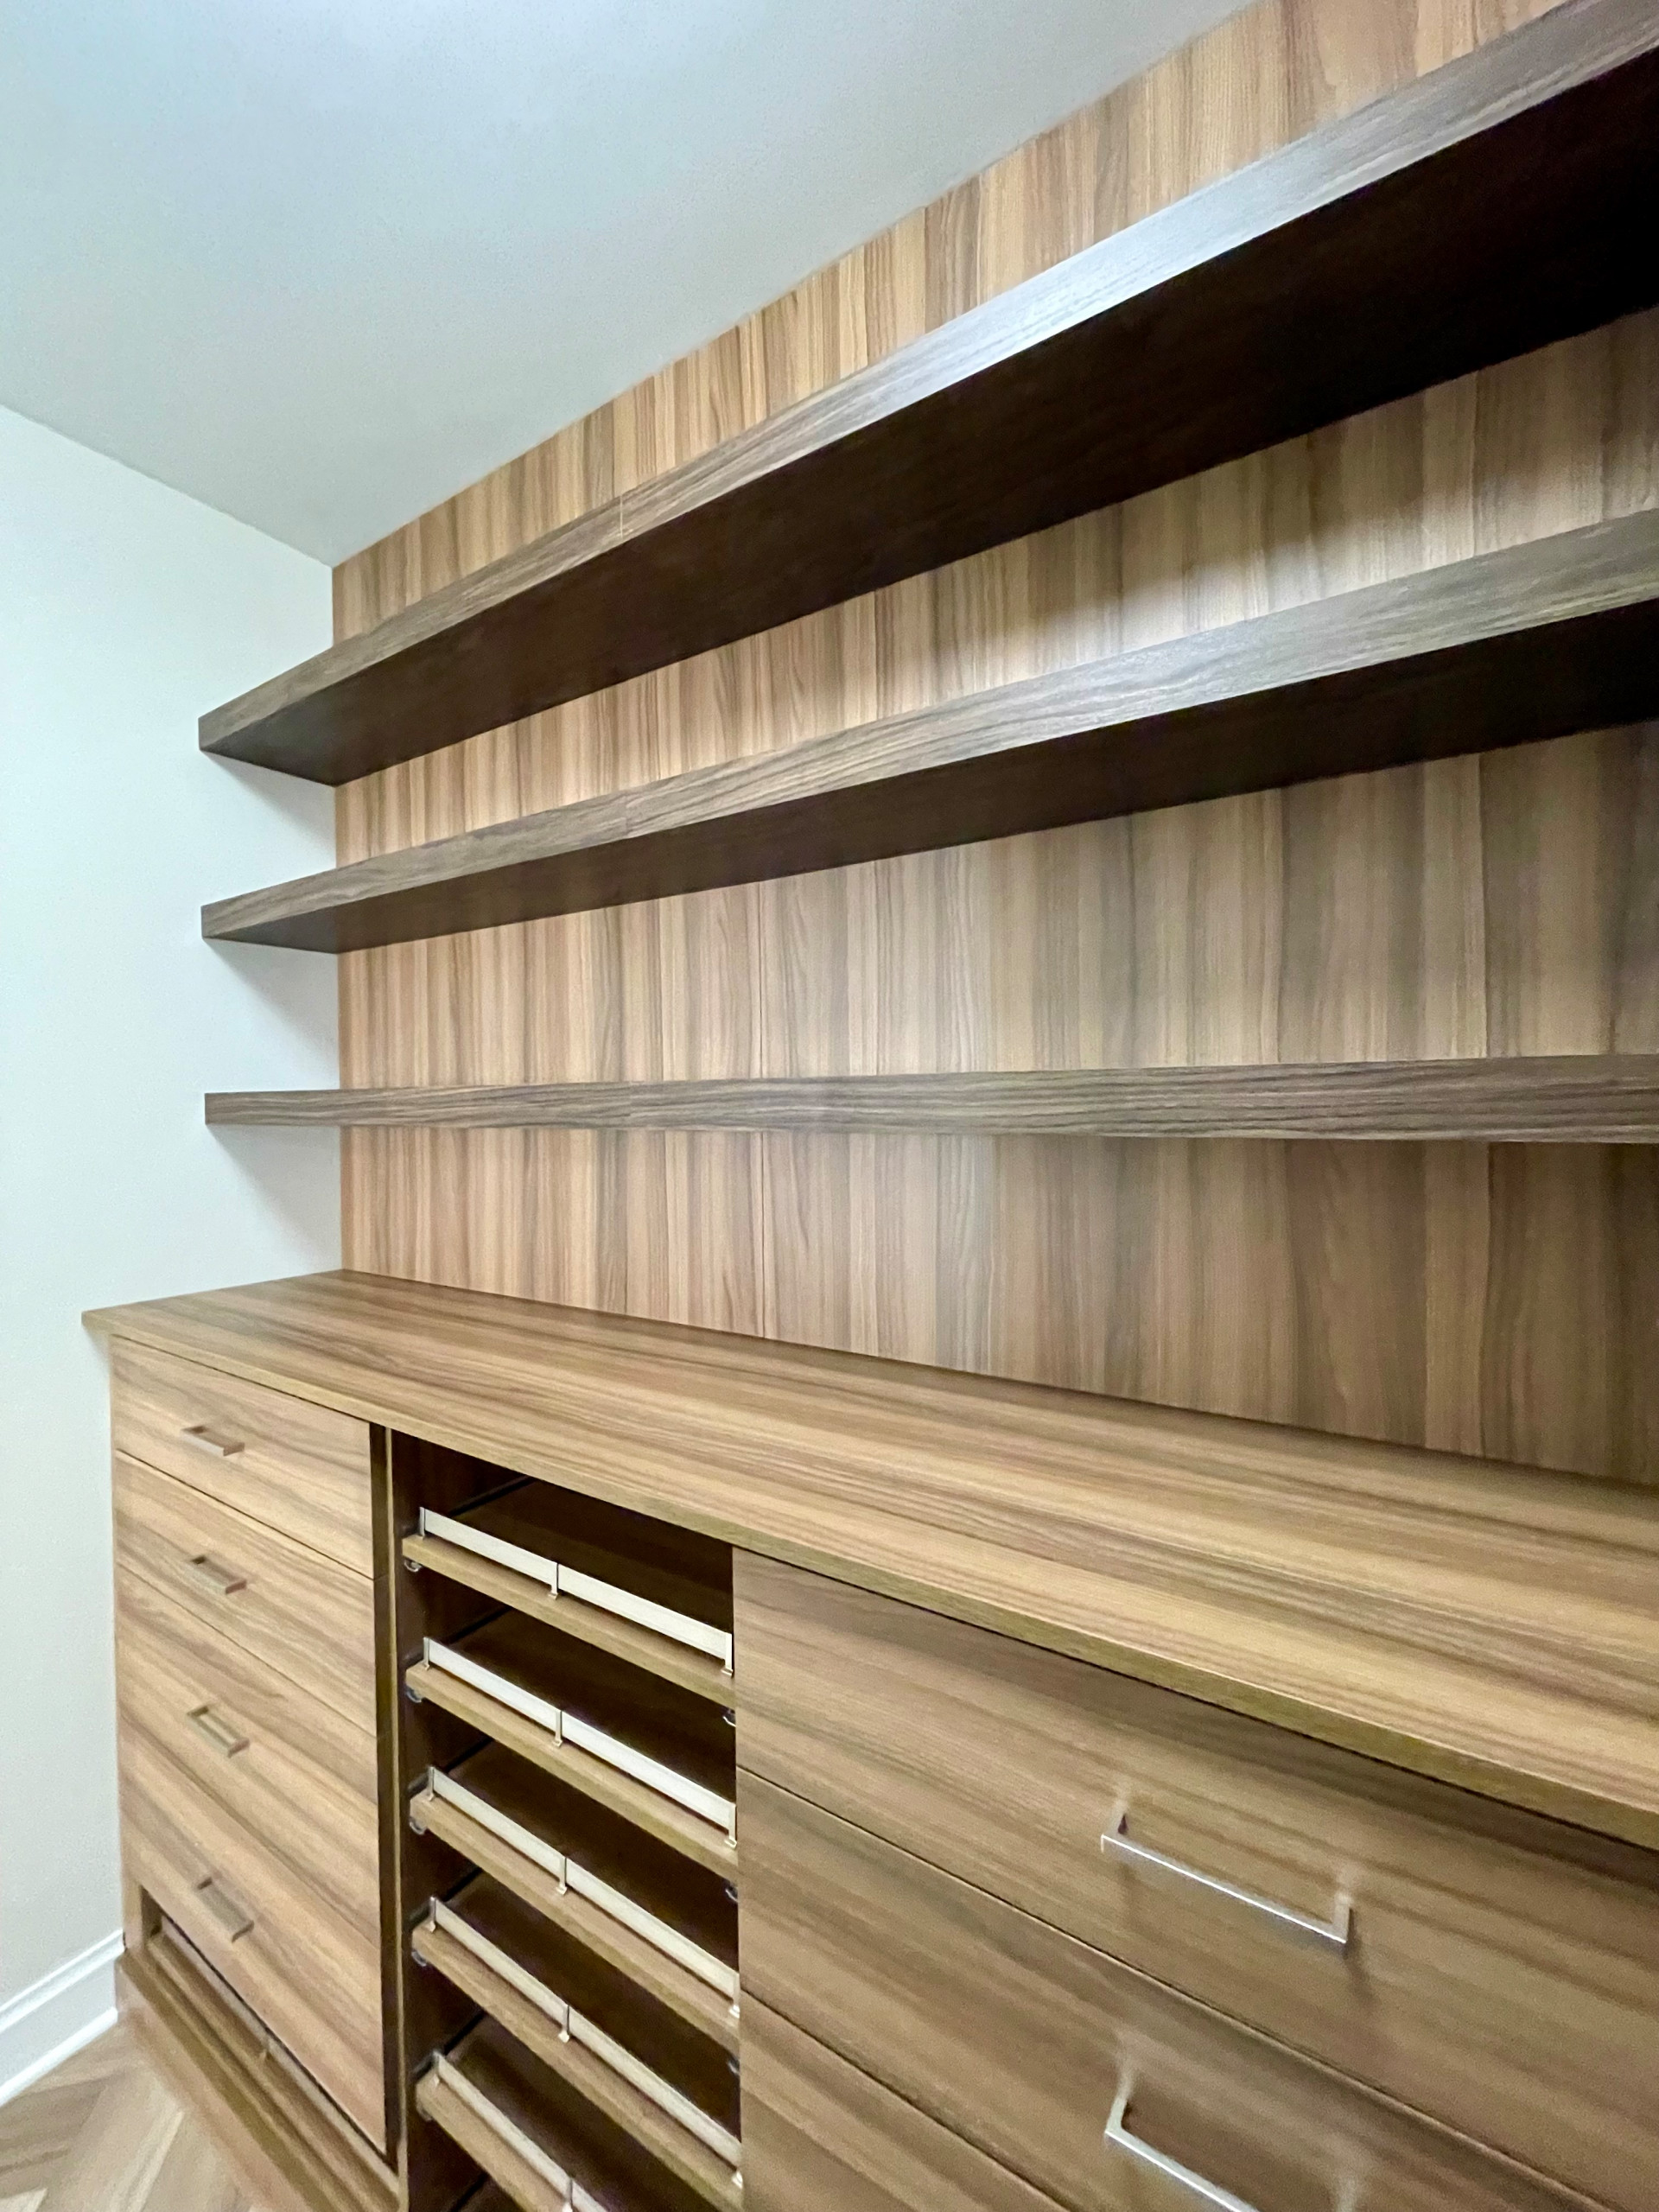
[188,1705,250,1758]
[1105,2082,1262,2212]
[181,1423,245,1458]
[182,1553,248,1598]
[195,1875,254,1942]
[1102,1807,1352,1951]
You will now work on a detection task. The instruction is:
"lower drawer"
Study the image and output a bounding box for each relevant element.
[738,1775,1587,2212]
[115,1452,375,1732]
[117,1565,379,1942]
[121,1722,385,2149]
[735,1555,1659,2212]
[741,1999,1060,2212]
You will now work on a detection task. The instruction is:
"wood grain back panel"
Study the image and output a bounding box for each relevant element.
[323,0,1659,1484]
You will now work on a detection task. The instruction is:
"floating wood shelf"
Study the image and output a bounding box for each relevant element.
[198,0,1659,786]
[207,1058,1659,1142]
[203,513,1659,952]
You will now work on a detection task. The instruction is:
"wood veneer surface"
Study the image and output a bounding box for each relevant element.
[112,1338,373,1576]
[402,1529,734,1703]
[404,1654,738,1877]
[410,1923,741,2211]
[204,0,1658,784]
[442,1739,739,1970]
[326,0,1659,1483]
[86,1269,1659,1847]
[121,1732,385,2147]
[113,1454,376,1736]
[435,1612,736,1802]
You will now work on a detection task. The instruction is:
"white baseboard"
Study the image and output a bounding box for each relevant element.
[0,1929,124,2109]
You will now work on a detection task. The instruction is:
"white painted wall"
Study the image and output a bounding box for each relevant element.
[0,407,340,2092]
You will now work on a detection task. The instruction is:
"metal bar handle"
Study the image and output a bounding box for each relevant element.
[195,1874,254,1942]
[181,1423,245,1458]
[188,1705,249,1758]
[1105,2082,1264,2212]
[182,1553,248,1598]
[1102,1807,1351,1951]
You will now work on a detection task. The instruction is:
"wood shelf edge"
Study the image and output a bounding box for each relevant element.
[206,1054,1659,1141]
[414,2068,569,2212]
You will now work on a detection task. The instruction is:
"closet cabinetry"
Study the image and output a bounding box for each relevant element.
[93,1272,1659,2212]
[110,1343,391,2164]
[95,0,1659,2205]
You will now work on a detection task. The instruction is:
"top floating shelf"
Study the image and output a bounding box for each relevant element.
[200,0,1659,787]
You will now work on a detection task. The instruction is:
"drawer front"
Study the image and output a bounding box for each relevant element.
[741,1999,1061,2212]
[120,1719,385,2149]
[115,1452,375,1733]
[112,1338,372,1573]
[740,1774,1593,2212]
[735,1556,1659,2212]
[116,1563,378,1942]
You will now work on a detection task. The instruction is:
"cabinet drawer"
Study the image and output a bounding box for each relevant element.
[742,1999,1061,2212]
[736,1556,1659,2212]
[112,1338,372,1573]
[120,1719,385,2149]
[115,1453,375,1733]
[741,1774,1598,2212]
[116,1563,378,1942]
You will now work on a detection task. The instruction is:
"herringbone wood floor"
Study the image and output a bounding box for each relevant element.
[0,2020,269,2211]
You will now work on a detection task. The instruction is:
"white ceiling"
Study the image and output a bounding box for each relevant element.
[1,0,1241,564]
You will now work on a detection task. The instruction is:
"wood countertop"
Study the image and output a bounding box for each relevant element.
[87,1269,1659,1850]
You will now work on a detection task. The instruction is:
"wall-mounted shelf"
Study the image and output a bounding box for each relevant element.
[207,1058,1659,1142]
[203,512,1659,952]
[198,0,1659,786]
